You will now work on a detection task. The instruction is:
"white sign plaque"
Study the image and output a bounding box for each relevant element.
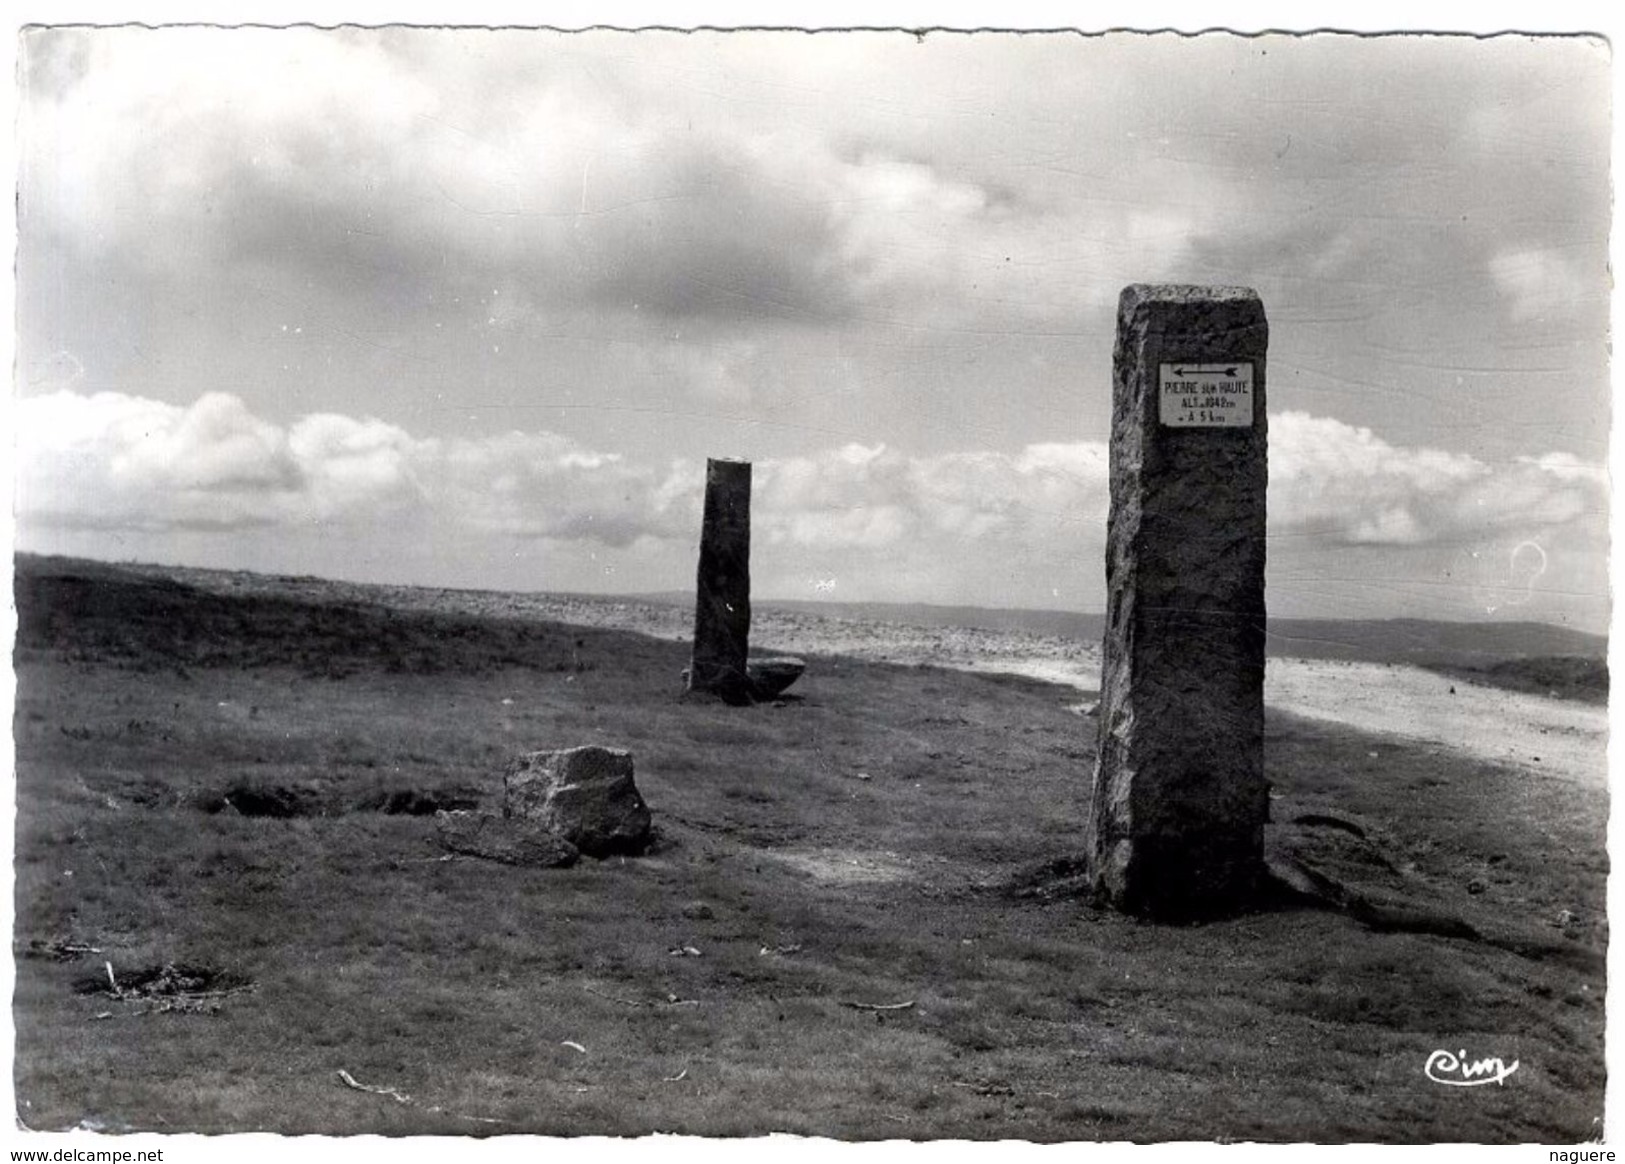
[1159,362,1254,427]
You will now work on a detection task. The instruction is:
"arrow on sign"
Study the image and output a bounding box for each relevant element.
[1173,365,1240,377]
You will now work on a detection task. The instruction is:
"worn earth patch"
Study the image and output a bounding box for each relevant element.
[763,847,931,885]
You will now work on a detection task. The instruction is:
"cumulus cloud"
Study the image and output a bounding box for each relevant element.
[14,391,1114,549]
[12,390,696,545]
[1269,411,1603,546]
[1514,451,1609,486]
[13,391,1606,583]
[14,392,419,531]
[286,412,425,520]
[753,439,1111,550]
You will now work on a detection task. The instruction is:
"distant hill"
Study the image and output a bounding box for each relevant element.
[639,592,1606,669]
[1259,617,1606,668]
[12,556,1606,672]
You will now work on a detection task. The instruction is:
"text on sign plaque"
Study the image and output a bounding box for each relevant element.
[1159,362,1254,427]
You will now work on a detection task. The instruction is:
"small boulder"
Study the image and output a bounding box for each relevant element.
[747,656,806,700]
[435,810,579,868]
[505,745,652,857]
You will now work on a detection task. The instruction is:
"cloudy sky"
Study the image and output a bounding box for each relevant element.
[11,25,1612,630]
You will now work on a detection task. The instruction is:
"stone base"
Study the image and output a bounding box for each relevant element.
[746,656,805,700]
[681,658,806,703]
[1092,828,1267,919]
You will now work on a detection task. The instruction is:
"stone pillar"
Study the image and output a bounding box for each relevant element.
[688,458,753,703]
[1084,285,1270,918]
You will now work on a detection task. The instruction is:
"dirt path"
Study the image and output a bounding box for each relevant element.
[906,651,1607,794]
[1262,658,1608,790]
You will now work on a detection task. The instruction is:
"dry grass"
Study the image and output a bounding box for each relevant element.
[10,555,1606,1141]
[1419,656,1609,706]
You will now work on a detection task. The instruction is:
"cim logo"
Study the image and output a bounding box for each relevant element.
[1425,1048,1520,1087]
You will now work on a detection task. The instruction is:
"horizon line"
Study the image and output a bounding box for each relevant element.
[13,548,1608,639]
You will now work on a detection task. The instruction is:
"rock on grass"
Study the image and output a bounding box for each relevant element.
[504,746,652,858]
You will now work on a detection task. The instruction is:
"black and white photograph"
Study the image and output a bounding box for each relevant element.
[4,6,1614,1151]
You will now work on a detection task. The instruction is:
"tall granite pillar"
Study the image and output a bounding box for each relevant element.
[688,458,753,704]
[1084,285,1270,918]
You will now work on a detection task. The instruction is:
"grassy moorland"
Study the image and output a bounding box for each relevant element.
[10,555,1607,1141]
[1416,656,1609,707]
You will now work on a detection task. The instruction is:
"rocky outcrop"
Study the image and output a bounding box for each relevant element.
[505,745,652,857]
